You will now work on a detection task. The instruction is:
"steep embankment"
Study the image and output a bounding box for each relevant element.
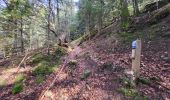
[41,4,170,100]
[40,11,170,99]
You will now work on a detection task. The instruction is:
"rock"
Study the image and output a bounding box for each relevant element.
[161,54,170,63]
[80,70,91,80]
[161,32,170,37]
[143,0,170,13]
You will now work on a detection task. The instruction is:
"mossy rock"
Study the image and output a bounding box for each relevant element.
[80,70,91,80]
[149,4,170,24]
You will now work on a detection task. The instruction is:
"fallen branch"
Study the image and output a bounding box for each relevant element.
[156,81,170,91]
[17,52,29,68]
[39,61,67,100]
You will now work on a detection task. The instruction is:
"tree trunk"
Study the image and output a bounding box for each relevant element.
[97,0,104,34]
[85,13,90,39]
[56,0,60,34]
[20,17,24,53]
[120,0,129,28]
[47,0,51,55]
[132,0,139,15]
[13,19,18,54]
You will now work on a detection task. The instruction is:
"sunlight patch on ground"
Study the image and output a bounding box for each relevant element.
[67,46,74,52]
[0,67,31,86]
[44,90,55,100]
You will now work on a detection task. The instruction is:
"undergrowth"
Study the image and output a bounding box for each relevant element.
[12,83,23,94]
[12,74,25,94]
[117,76,148,100]
[31,47,66,84]
[35,75,45,84]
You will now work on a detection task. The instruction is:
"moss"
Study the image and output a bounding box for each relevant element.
[119,32,133,42]
[54,47,66,57]
[30,53,45,64]
[15,74,25,83]
[35,75,45,84]
[12,83,23,94]
[32,63,53,76]
[12,74,25,94]
[118,88,138,97]
[136,77,151,85]
[123,78,135,88]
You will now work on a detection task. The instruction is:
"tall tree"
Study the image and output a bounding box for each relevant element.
[120,0,129,28]
[132,0,140,15]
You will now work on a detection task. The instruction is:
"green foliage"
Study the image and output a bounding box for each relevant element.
[35,75,45,84]
[15,74,25,83]
[118,88,138,97]
[31,47,66,78]
[12,83,23,94]
[121,21,129,29]
[122,78,136,88]
[118,87,148,99]
[3,0,32,18]
[80,70,91,80]
[136,77,151,85]
[31,53,45,64]
[12,74,25,94]
[32,61,52,76]
[119,32,133,42]
[54,47,67,58]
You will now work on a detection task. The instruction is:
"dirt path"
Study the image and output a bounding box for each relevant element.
[40,43,125,100]
[40,36,170,100]
[0,37,169,100]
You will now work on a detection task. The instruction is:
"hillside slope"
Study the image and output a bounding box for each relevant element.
[0,3,170,100]
[40,5,170,100]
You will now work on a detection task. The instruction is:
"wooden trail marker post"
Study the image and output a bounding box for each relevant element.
[132,39,141,79]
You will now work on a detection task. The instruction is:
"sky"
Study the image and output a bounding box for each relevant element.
[74,0,79,2]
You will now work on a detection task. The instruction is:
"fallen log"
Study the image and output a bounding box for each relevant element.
[148,4,170,24]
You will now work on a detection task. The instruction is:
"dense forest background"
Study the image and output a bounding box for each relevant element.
[0,0,169,56]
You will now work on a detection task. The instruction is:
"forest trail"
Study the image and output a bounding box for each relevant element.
[40,32,170,100]
[40,41,126,100]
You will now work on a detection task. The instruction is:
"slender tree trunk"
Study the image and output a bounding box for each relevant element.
[47,0,51,55]
[132,0,139,15]
[97,0,104,34]
[85,13,90,39]
[156,0,159,10]
[12,19,18,54]
[20,17,24,53]
[56,0,60,30]
[120,0,129,28]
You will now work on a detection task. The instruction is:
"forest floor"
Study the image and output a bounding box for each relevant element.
[0,32,169,100]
